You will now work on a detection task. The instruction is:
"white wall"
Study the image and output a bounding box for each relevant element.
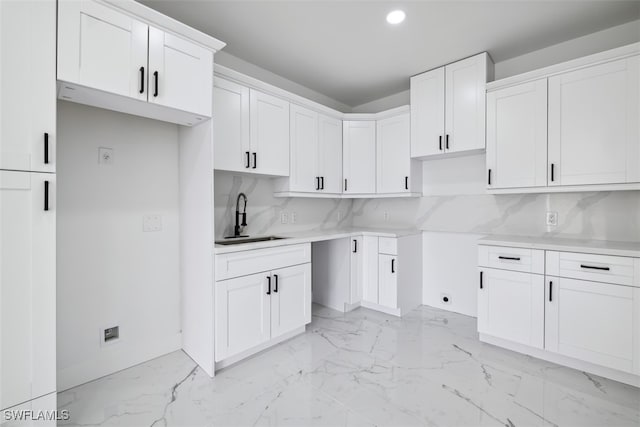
[56,102,182,390]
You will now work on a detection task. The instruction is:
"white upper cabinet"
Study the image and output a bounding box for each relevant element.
[377,113,411,193]
[343,121,376,194]
[410,67,445,157]
[213,78,250,172]
[318,114,343,194]
[148,27,213,118]
[548,57,640,186]
[487,79,548,189]
[0,0,56,173]
[411,53,492,158]
[1,171,56,411]
[250,90,290,176]
[58,0,148,100]
[289,105,319,192]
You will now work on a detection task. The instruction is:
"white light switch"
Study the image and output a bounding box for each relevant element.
[143,215,162,232]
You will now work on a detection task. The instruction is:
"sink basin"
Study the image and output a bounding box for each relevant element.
[215,236,287,246]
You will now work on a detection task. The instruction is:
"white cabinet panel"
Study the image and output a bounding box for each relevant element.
[214,272,271,362]
[486,80,548,189]
[410,67,445,157]
[377,113,410,193]
[213,78,250,172]
[0,0,56,173]
[549,57,640,186]
[349,237,363,305]
[289,105,319,192]
[343,121,376,194]
[477,268,544,349]
[250,90,290,176]
[318,114,343,194]
[215,244,311,281]
[148,28,213,118]
[362,236,379,304]
[444,54,488,153]
[271,264,312,338]
[378,254,398,309]
[545,277,639,373]
[58,0,148,100]
[0,172,56,411]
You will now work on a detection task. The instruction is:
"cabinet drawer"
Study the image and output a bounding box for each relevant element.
[378,237,397,255]
[216,244,311,281]
[478,245,544,274]
[546,251,636,287]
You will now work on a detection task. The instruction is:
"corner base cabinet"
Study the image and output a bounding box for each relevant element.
[478,241,640,386]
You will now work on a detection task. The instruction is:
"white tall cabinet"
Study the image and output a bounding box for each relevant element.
[0,0,57,417]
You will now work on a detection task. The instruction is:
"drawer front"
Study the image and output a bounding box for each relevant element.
[216,243,311,280]
[554,252,635,286]
[378,237,397,255]
[478,245,544,274]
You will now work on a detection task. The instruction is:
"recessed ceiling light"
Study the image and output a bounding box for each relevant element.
[386,10,406,25]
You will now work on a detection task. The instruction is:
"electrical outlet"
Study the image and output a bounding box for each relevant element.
[98,147,114,165]
[143,215,162,232]
[441,293,452,305]
[290,212,297,224]
[280,212,288,224]
[546,211,558,227]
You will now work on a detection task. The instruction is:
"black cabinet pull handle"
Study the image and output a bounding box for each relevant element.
[353,239,357,253]
[479,271,483,289]
[549,281,553,302]
[439,135,442,151]
[266,276,271,295]
[445,134,450,150]
[391,258,395,273]
[153,71,159,97]
[252,152,257,169]
[488,169,492,185]
[344,179,347,192]
[315,177,320,190]
[44,133,49,164]
[551,163,555,182]
[273,274,278,293]
[44,180,49,211]
[245,151,250,168]
[405,176,409,190]
[139,66,145,94]
[321,176,324,190]
[580,264,610,271]
[498,256,521,261]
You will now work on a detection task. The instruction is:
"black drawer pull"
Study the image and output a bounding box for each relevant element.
[344,179,348,192]
[391,258,395,273]
[245,151,250,168]
[404,176,408,190]
[273,274,278,293]
[252,152,257,169]
[44,180,49,211]
[550,163,555,182]
[139,66,145,94]
[498,256,521,261]
[353,239,357,253]
[479,271,483,289]
[439,135,442,151]
[580,264,610,271]
[445,134,450,150]
[153,71,159,97]
[266,276,271,295]
[44,133,49,164]
[316,177,320,190]
[488,169,492,185]
[549,281,553,302]
[321,176,324,190]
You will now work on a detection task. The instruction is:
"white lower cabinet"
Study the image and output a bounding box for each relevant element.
[378,254,398,309]
[477,268,544,348]
[214,245,311,365]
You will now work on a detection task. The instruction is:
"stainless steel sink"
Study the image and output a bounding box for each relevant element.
[215,236,287,246]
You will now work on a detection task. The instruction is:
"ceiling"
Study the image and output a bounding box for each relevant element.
[138,1,640,107]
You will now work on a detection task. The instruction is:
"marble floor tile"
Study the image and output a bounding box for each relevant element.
[58,305,640,427]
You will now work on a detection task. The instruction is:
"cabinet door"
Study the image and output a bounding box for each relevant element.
[0,171,56,411]
[271,264,312,338]
[289,105,319,192]
[545,277,639,373]
[213,78,251,172]
[148,27,213,118]
[486,80,548,189]
[361,236,379,304]
[377,113,410,193]
[349,237,363,305]
[378,255,398,309]
[410,67,445,157]
[0,0,56,173]
[477,268,544,349]
[250,90,290,176]
[318,114,343,193]
[444,53,488,153]
[214,272,271,362]
[343,121,376,194]
[548,57,640,186]
[57,0,148,101]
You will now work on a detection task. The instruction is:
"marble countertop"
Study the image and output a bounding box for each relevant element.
[214,227,422,254]
[479,234,640,258]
